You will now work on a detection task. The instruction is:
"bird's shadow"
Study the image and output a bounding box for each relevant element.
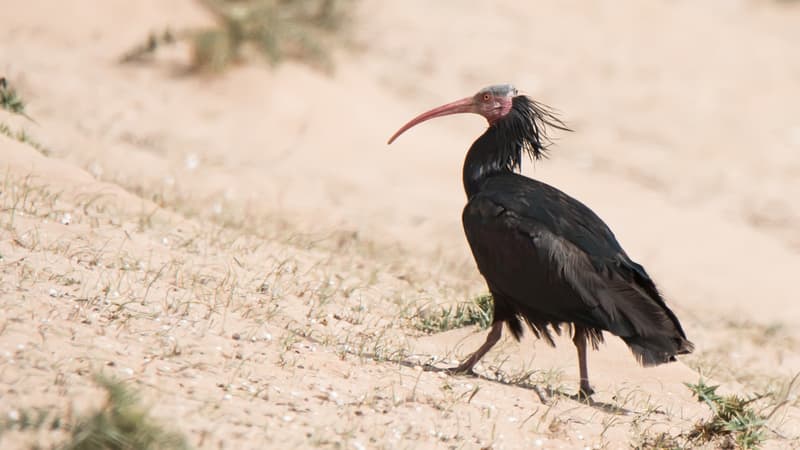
[393,358,639,416]
[291,329,649,417]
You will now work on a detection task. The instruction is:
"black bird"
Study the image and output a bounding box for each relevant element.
[388,84,693,397]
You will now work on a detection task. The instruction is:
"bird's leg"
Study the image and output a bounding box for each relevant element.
[572,325,595,399]
[449,321,503,375]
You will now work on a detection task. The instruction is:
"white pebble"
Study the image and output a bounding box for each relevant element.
[185,154,199,170]
[60,213,71,225]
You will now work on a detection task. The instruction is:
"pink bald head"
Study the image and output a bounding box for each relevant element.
[388,84,518,144]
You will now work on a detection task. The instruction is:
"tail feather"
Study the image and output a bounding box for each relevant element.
[588,257,695,366]
[623,334,694,367]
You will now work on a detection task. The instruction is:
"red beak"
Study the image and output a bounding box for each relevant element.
[387,97,476,144]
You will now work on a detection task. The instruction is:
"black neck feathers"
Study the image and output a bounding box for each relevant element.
[463,96,570,198]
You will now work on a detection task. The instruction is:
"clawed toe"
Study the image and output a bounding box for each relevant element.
[446,365,476,376]
[576,383,595,401]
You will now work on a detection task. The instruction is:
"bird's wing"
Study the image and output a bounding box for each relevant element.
[463,175,692,364]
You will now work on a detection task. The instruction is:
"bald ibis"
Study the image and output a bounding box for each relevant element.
[388,84,693,397]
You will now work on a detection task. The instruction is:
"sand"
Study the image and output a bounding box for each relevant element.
[1,0,799,448]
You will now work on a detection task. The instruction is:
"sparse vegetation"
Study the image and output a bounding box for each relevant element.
[3,2,800,448]
[0,122,50,155]
[0,77,49,154]
[415,293,493,333]
[0,375,190,450]
[121,0,355,71]
[629,379,786,449]
[630,430,684,450]
[0,77,33,120]
[685,380,769,449]
[62,375,190,450]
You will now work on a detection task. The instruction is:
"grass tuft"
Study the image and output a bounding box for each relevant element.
[630,431,684,450]
[685,379,768,449]
[0,78,49,154]
[0,77,35,122]
[63,375,190,450]
[121,0,355,72]
[0,375,190,449]
[415,293,493,333]
[0,122,50,155]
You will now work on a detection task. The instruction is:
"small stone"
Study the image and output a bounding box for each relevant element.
[232,333,241,341]
[185,154,199,171]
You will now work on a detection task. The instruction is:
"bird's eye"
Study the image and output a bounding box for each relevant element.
[482,93,491,101]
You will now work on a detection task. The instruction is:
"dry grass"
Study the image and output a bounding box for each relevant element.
[121,0,355,72]
[0,375,189,450]
[3,145,798,448]
[414,293,493,333]
[0,77,48,154]
[0,77,32,119]
[5,18,800,443]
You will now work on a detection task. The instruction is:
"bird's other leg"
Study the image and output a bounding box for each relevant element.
[449,321,503,375]
[572,325,595,399]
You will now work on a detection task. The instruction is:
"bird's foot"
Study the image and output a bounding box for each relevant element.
[445,364,477,377]
[576,383,595,401]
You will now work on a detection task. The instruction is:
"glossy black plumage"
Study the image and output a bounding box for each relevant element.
[463,173,693,365]
[389,86,693,396]
[463,96,693,371]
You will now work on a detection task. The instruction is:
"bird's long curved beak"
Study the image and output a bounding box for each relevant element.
[387,97,476,144]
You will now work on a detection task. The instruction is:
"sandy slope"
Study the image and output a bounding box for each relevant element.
[1,0,800,448]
